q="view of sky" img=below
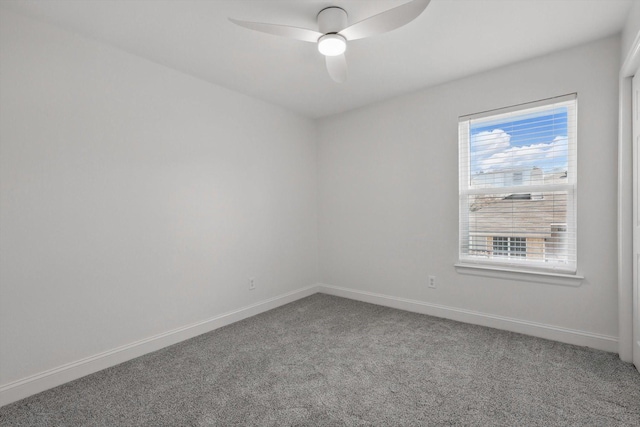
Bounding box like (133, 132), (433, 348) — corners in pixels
(469, 107), (569, 175)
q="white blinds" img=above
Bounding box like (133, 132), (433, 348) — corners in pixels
(458, 94), (577, 273)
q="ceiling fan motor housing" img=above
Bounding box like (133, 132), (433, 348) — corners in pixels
(318, 7), (348, 34)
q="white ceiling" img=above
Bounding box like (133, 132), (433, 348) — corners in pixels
(0, 0), (632, 118)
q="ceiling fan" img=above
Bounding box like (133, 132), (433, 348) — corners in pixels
(229, 0), (431, 83)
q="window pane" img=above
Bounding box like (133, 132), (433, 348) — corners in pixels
(468, 107), (572, 190)
(458, 95), (577, 273)
(492, 237), (509, 256)
(510, 237), (526, 257)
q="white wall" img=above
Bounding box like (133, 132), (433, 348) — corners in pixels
(622, 0), (640, 63)
(0, 9), (318, 388)
(318, 36), (620, 342)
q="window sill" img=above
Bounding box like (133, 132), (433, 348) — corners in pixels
(454, 263), (584, 286)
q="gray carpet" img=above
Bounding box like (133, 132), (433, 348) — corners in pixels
(1, 294), (639, 426)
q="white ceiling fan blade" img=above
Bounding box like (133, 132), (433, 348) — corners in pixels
(229, 18), (323, 43)
(326, 54), (348, 83)
(339, 0), (431, 41)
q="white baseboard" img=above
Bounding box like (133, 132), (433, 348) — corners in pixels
(2, 283), (619, 407)
(318, 284), (618, 353)
(0, 284), (319, 407)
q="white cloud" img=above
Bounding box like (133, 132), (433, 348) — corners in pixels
(474, 135), (568, 172)
(470, 129), (511, 155)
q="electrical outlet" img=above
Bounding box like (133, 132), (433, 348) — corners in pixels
(248, 277), (255, 290)
(428, 275), (436, 289)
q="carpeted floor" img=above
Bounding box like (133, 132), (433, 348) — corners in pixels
(1, 294), (639, 426)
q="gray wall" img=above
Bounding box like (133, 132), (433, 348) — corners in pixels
(0, 10), (319, 386)
(622, 0), (640, 63)
(318, 36), (620, 339)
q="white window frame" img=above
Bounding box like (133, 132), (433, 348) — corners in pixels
(457, 94), (578, 277)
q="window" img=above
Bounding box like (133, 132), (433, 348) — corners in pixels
(458, 94), (577, 273)
(512, 171), (523, 185)
(492, 237), (526, 257)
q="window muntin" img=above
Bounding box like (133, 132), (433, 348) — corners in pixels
(458, 94), (577, 273)
(492, 237), (526, 258)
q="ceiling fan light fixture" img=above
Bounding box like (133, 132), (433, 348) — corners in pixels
(317, 34), (346, 56)
(230, 0), (432, 81)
